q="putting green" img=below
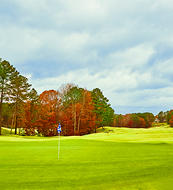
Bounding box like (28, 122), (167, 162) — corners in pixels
(0, 127), (173, 190)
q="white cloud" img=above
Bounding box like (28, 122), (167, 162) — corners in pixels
(154, 58), (173, 76)
(30, 44), (155, 106)
(1, 0), (173, 114)
(0, 26), (42, 63)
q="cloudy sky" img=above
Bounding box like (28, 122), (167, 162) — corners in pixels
(1, 0), (173, 114)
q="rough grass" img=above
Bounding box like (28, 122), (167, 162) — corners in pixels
(0, 126), (173, 190)
(82, 125), (173, 143)
(1, 127), (20, 135)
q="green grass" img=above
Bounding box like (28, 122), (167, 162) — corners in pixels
(82, 126), (173, 143)
(0, 126), (173, 190)
(1, 127), (13, 135)
(1, 127), (20, 135)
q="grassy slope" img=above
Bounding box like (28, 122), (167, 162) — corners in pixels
(82, 126), (173, 143)
(0, 126), (173, 190)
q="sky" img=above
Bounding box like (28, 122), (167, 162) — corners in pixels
(0, 0), (173, 114)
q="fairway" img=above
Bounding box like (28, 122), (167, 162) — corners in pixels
(1, 127), (173, 190)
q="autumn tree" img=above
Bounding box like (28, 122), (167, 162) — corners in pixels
(35, 90), (60, 136)
(156, 111), (169, 123)
(157, 111), (164, 123)
(114, 114), (123, 127)
(114, 113), (153, 128)
(59, 85), (97, 136)
(62, 86), (83, 135)
(166, 110), (173, 127)
(78, 90), (96, 135)
(136, 113), (155, 128)
(129, 114), (140, 128)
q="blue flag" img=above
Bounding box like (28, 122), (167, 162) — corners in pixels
(57, 123), (61, 133)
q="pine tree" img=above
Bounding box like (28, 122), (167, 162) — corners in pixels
(10, 74), (31, 134)
(0, 59), (17, 135)
(92, 88), (114, 128)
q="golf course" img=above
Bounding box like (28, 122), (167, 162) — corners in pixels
(1, 126), (173, 190)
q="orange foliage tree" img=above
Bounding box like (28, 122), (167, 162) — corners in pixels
(36, 90), (60, 136)
(60, 88), (96, 136)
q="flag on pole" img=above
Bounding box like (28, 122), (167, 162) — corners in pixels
(57, 123), (61, 134)
(57, 123), (61, 160)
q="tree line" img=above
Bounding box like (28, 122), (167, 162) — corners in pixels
(0, 59), (115, 136)
(156, 110), (173, 127)
(0, 59), (32, 135)
(0, 59), (157, 136)
(113, 113), (155, 128)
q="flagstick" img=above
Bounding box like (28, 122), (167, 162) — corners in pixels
(58, 132), (60, 160)
(57, 123), (61, 160)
